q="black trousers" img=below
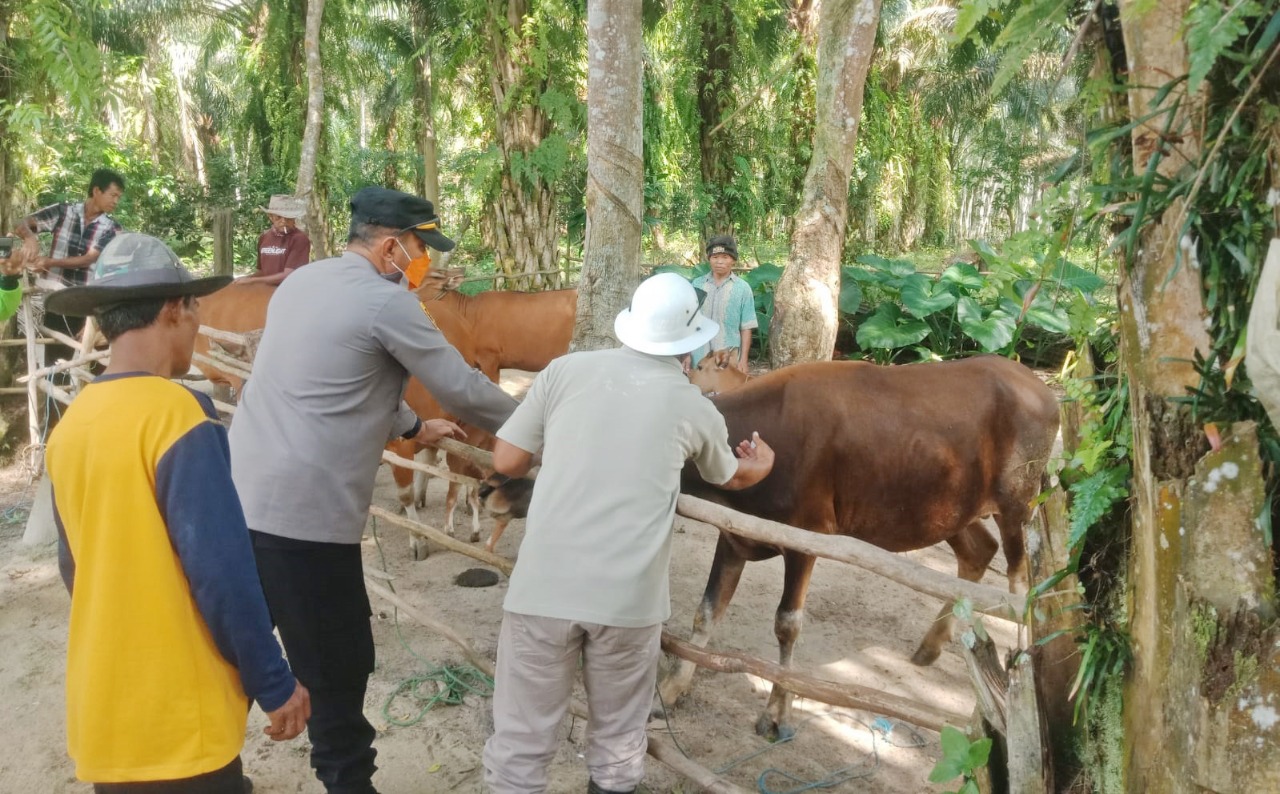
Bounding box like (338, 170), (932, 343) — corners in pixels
(93, 756), (243, 794)
(250, 531), (378, 794)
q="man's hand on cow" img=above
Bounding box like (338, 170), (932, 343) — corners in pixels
(415, 418), (466, 446)
(735, 356), (750, 375)
(264, 680), (311, 741)
(734, 431), (773, 465)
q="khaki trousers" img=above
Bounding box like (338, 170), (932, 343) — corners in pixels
(482, 612), (662, 793)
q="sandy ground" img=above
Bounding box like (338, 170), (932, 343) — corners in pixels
(0, 372), (1020, 794)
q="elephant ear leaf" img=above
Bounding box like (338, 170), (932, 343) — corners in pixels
(957, 296), (1016, 352)
(856, 303), (930, 350)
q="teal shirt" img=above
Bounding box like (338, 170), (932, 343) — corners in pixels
(690, 272), (758, 365)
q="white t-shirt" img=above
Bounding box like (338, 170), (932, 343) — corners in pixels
(497, 346), (739, 627)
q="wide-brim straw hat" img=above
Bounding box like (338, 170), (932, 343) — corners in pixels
(258, 194), (307, 219)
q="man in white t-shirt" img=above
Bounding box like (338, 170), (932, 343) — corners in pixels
(481, 273), (775, 794)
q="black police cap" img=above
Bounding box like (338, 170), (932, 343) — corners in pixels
(349, 186), (456, 252)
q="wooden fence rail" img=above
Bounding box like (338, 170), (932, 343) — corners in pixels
(676, 496), (1027, 624)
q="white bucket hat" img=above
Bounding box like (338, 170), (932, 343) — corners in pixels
(258, 194), (306, 219)
(614, 272), (719, 356)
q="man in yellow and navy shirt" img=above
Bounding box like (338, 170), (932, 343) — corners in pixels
(45, 234), (311, 794)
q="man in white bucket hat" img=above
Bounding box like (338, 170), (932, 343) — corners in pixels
(243, 194), (311, 285)
(482, 272), (776, 794)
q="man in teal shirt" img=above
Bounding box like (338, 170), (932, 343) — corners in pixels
(690, 234), (757, 372)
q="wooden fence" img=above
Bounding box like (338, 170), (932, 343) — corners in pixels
(25, 321), (1057, 791)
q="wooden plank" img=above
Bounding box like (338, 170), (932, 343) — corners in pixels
(211, 209), (235, 276)
(368, 506), (513, 575)
(35, 377), (76, 407)
(675, 496), (1026, 623)
(381, 448), (480, 487)
(363, 576), (495, 676)
(434, 436), (496, 472)
(661, 633), (966, 733)
(21, 296), (42, 462)
(1006, 649), (1054, 793)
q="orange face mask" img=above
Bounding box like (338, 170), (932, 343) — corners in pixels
(394, 239), (433, 289)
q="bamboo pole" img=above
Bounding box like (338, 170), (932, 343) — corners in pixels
(675, 496), (1027, 623)
(36, 377), (76, 407)
(0, 337), (54, 346)
(39, 325), (87, 351)
(198, 325), (251, 346)
(18, 349), (112, 383)
(661, 634), (966, 733)
(643, 734), (750, 794)
(434, 436), (496, 472)
(191, 352), (253, 382)
(21, 296), (43, 459)
(368, 506), (513, 575)
(382, 448), (480, 487)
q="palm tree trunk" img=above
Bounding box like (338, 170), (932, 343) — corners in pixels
(769, 0), (882, 366)
(413, 7), (440, 206)
(297, 0), (327, 256)
(697, 0), (737, 238)
(487, 0), (558, 285)
(573, 0), (643, 350)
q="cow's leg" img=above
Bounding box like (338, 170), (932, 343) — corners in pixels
(443, 482), (461, 537)
(412, 447), (436, 510)
(387, 444), (428, 561)
(757, 551), (817, 741)
(485, 515), (511, 553)
(466, 484), (482, 543)
(654, 536), (748, 716)
(993, 500), (1032, 595)
(912, 520), (999, 665)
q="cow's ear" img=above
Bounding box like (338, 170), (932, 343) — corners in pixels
(715, 349), (732, 369)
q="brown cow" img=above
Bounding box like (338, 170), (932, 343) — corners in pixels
(688, 349), (750, 395)
(658, 356), (1059, 740)
(192, 281), (278, 398)
(419, 288), (576, 371)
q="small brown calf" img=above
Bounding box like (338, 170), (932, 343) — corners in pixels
(688, 349), (750, 395)
(477, 475), (535, 553)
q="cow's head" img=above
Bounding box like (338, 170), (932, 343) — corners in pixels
(688, 349), (749, 396)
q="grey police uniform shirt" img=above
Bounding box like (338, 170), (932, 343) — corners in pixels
(229, 250), (519, 544)
(496, 346), (739, 628)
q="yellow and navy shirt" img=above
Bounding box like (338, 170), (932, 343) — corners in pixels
(47, 373), (293, 783)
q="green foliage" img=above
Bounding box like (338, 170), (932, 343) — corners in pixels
(1185, 0), (1263, 92)
(929, 725), (992, 794)
(1068, 620), (1132, 725)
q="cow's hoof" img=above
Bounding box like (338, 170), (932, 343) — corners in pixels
(754, 714), (794, 742)
(468, 532), (481, 543)
(411, 540), (430, 561)
(910, 645), (941, 666)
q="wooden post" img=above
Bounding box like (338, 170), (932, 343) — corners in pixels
(20, 293), (41, 466)
(212, 209), (235, 277)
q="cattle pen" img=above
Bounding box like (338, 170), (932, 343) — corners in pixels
(24, 319), (1073, 792)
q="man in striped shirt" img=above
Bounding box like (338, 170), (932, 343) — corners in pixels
(13, 168), (126, 286)
(12, 168), (126, 356)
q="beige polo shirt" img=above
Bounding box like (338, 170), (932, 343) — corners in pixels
(497, 346), (739, 627)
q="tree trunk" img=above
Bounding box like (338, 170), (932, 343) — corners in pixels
(697, 0), (737, 238)
(768, 0), (881, 367)
(1116, 1), (1280, 791)
(487, 0), (559, 286)
(297, 0), (327, 257)
(573, 0), (643, 351)
(413, 8), (440, 207)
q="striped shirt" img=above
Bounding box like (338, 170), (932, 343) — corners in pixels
(27, 202), (122, 286)
(690, 272), (758, 365)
